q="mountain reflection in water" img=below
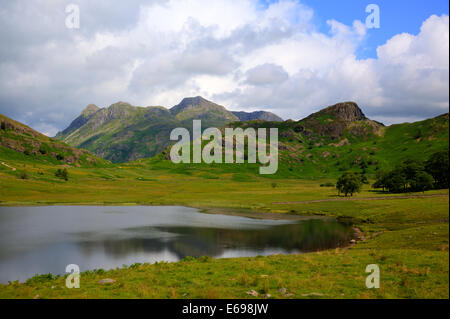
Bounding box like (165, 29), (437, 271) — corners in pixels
(0, 206), (352, 282)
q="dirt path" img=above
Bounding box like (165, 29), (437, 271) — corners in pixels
(1, 161), (16, 171)
(273, 194), (449, 205)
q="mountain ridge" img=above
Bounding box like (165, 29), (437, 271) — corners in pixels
(54, 97), (448, 165)
(55, 96), (285, 162)
(232, 110), (283, 122)
(1, 101), (447, 178)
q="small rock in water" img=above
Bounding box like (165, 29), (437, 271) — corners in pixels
(350, 239), (356, 244)
(98, 278), (116, 284)
(265, 294), (272, 298)
(246, 290), (259, 297)
(33, 294), (40, 299)
(278, 288), (287, 293)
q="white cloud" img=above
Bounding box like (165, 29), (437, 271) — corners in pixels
(217, 14), (449, 123)
(371, 14), (449, 117)
(245, 63), (289, 85)
(0, 1), (448, 137)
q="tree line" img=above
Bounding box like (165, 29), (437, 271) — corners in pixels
(336, 149), (448, 196)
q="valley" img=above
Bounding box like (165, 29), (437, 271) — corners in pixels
(0, 99), (448, 299)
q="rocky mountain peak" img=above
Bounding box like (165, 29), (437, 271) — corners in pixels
(169, 96), (239, 122)
(103, 102), (135, 117)
(108, 101), (133, 109)
(321, 102), (366, 122)
(181, 96), (207, 105)
(232, 111), (283, 122)
(81, 104), (100, 117)
(56, 104), (100, 137)
(171, 96), (210, 113)
(298, 101), (382, 138)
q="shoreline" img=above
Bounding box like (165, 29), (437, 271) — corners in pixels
(0, 202), (334, 221)
(0, 197), (447, 298)
(0, 204), (359, 285)
(1, 190), (448, 208)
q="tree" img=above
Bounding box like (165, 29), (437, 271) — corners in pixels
(400, 159), (424, 179)
(383, 169), (407, 193)
(409, 171), (434, 193)
(359, 159), (368, 170)
(372, 157), (439, 193)
(55, 168), (68, 181)
(1, 121), (5, 130)
(372, 170), (389, 191)
(360, 174), (369, 184)
(425, 149), (449, 189)
(336, 171), (362, 197)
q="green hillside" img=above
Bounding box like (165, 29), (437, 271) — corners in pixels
(55, 97), (284, 163)
(56, 102), (182, 163)
(0, 104), (447, 300)
(2, 101), (447, 181)
(0, 113), (109, 168)
(143, 103), (449, 180)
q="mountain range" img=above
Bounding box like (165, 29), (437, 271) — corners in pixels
(55, 96), (283, 162)
(215, 102), (448, 178)
(1, 98), (448, 178)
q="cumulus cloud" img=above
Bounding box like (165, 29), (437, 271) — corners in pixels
(372, 14), (449, 118)
(0, 0), (448, 136)
(245, 64), (289, 85)
(217, 14), (449, 122)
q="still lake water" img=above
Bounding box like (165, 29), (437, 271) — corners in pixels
(0, 206), (352, 283)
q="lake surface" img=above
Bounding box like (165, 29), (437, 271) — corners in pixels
(0, 206), (352, 283)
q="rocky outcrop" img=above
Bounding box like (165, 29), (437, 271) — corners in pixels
(300, 102), (383, 138)
(81, 104), (100, 117)
(56, 104), (100, 138)
(319, 102), (366, 122)
(232, 111), (283, 122)
(170, 96), (239, 124)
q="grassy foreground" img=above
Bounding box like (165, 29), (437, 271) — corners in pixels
(0, 160), (448, 299)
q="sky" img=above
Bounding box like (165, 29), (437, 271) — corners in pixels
(0, 0), (448, 136)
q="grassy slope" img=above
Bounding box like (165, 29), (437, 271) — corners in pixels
(0, 114), (110, 168)
(220, 113), (449, 179)
(57, 104), (183, 163)
(0, 112), (448, 298)
(0, 158), (448, 299)
(57, 98), (240, 163)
